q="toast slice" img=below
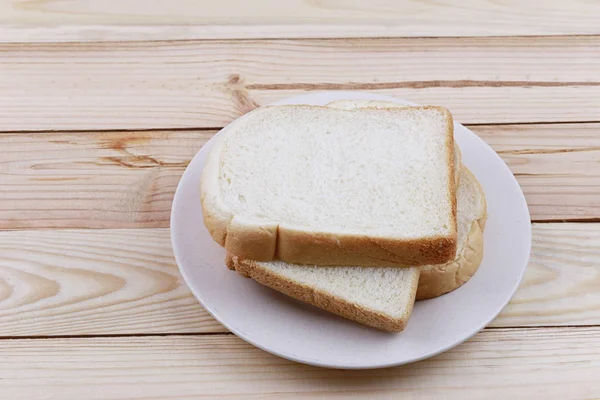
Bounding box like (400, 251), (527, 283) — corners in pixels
(227, 167), (486, 331)
(226, 254), (420, 332)
(327, 99), (462, 184)
(202, 105), (457, 267)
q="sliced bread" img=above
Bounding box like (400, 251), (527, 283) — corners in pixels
(226, 254), (420, 332)
(327, 99), (462, 184)
(227, 167), (486, 331)
(202, 105), (457, 267)
(417, 167), (486, 299)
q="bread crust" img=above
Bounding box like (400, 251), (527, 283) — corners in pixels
(226, 254), (419, 332)
(417, 168), (487, 300)
(416, 221), (483, 300)
(277, 226), (457, 266)
(201, 105), (458, 267)
(444, 108), (458, 258)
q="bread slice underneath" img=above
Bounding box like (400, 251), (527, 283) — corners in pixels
(227, 167), (486, 332)
(226, 254), (420, 332)
(202, 104), (457, 267)
(417, 167), (486, 300)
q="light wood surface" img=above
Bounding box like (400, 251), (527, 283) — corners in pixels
(2, 124), (600, 230)
(2, 0), (600, 40)
(2, 2), (599, 397)
(0, 130), (204, 229)
(1, 36), (599, 131)
(0, 228), (221, 336)
(2, 329), (600, 399)
(1, 224), (599, 337)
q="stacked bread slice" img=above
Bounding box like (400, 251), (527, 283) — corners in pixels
(201, 100), (486, 332)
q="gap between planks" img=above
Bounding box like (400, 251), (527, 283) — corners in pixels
(1, 120), (600, 135)
(0, 332), (234, 340)
(4, 33), (600, 46)
(0, 325), (596, 342)
(0, 218), (598, 234)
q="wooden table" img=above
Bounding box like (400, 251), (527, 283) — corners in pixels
(1, 1), (600, 398)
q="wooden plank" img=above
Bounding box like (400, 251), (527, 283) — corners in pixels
(1, 329), (599, 399)
(490, 223), (600, 327)
(2, 124), (600, 230)
(476, 123), (600, 221)
(2, 224), (600, 336)
(0, 130), (206, 229)
(1, 37), (599, 131)
(2, 0), (600, 41)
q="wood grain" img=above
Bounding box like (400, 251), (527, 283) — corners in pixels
(2, 0), (600, 41)
(0, 130), (207, 229)
(1, 224), (600, 336)
(2, 124), (600, 230)
(490, 224), (600, 327)
(1, 329), (599, 399)
(1, 36), (599, 131)
(476, 123), (600, 221)
(0, 228), (221, 336)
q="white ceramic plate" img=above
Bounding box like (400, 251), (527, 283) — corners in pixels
(171, 91), (531, 369)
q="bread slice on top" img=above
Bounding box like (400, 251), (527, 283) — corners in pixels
(227, 166), (486, 332)
(202, 105), (457, 267)
(327, 99), (462, 185)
